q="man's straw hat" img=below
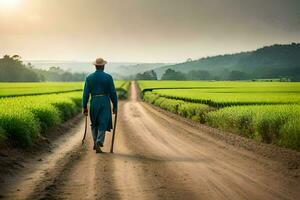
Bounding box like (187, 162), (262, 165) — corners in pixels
(93, 57), (107, 66)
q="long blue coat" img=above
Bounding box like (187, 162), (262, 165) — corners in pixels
(82, 70), (118, 132)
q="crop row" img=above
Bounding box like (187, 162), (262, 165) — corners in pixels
(138, 80), (300, 92)
(0, 92), (82, 147)
(144, 92), (214, 123)
(0, 81), (128, 98)
(0, 82), (84, 97)
(206, 105), (300, 150)
(152, 89), (300, 107)
(143, 91), (300, 150)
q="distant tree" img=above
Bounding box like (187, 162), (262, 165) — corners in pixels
(33, 67), (87, 82)
(149, 70), (158, 80)
(61, 72), (73, 82)
(0, 55), (40, 82)
(0, 55), (88, 82)
(279, 77), (290, 82)
(136, 70), (157, 80)
(12, 55), (21, 61)
(49, 66), (64, 74)
(161, 69), (186, 80)
(3, 55), (10, 59)
(228, 70), (250, 80)
(72, 72), (87, 81)
(187, 70), (211, 80)
(290, 75), (300, 82)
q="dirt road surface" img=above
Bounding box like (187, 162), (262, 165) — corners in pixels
(0, 82), (299, 200)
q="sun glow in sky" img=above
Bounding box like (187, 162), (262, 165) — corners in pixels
(0, 0), (21, 8)
(0, 0), (299, 62)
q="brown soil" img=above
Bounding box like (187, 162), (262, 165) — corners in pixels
(0, 114), (83, 183)
(0, 81), (299, 200)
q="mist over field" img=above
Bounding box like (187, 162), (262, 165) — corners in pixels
(2, 42), (298, 81)
(26, 60), (171, 79)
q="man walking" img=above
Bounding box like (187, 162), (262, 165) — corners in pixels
(82, 57), (118, 153)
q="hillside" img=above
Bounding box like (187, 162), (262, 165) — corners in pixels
(155, 43), (300, 81)
(110, 63), (171, 79)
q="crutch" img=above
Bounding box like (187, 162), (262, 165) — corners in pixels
(110, 112), (118, 153)
(82, 115), (88, 145)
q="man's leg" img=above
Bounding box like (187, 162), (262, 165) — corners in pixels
(95, 130), (105, 153)
(91, 126), (98, 149)
(96, 130), (106, 147)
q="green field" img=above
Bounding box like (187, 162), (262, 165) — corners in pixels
(139, 81), (300, 150)
(138, 81), (300, 92)
(152, 89), (300, 107)
(0, 92), (82, 147)
(0, 81), (129, 147)
(0, 81), (127, 97)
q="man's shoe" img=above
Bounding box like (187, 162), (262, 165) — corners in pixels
(95, 146), (102, 153)
(96, 141), (103, 147)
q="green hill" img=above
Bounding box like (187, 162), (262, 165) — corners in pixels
(155, 43), (300, 81)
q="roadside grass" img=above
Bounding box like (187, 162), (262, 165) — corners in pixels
(279, 118), (300, 150)
(0, 109), (40, 147)
(144, 92), (212, 123)
(206, 105), (300, 150)
(0, 92), (82, 147)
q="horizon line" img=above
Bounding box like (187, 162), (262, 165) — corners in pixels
(5, 42), (300, 64)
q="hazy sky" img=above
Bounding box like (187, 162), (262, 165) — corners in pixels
(0, 0), (299, 62)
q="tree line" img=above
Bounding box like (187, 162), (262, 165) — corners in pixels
(135, 68), (291, 81)
(0, 55), (87, 82)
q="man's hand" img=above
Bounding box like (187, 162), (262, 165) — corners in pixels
(113, 108), (117, 115)
(83, 108), (88, 116)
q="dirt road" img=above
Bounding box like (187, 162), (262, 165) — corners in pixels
(1, 82), (299, 200)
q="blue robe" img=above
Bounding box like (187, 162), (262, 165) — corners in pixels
(82, 70), (118, 133)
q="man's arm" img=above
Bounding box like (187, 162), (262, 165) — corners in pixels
(82, 78), (90, 115)
(109, 76), (118, 114)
